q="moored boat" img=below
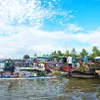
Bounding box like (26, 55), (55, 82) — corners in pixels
(0, 76), (57, 80)
(70, 70), (97, 79)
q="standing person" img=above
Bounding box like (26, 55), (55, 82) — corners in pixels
(9, 64), (15, 75)
(53, 58), (57, 67)
(25, 60), (29, 67)
(66, 55), (73, 77)
(33, 59), (38, 67)
(84, 55), (89, 64)
(54, 58), (57, 63)
(72, 57), (76, 68)
(67, 55), (72, 68)
(4, 59), (11, 71)
(76, 61), (80, 68)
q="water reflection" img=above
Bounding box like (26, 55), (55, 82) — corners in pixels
(0, 78), (100, 100)
(0, 78), (69, 100)
(65, 78), (100, 100)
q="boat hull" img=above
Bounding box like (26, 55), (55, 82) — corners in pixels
(70, 71), (95, 79)
(0, 76), (57, 80)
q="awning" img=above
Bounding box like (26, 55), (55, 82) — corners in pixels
(94, 56), (100, 60)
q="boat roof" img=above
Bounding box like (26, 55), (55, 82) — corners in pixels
(94, 56), (100, 60)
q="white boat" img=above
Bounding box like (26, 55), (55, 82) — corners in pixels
(0, 76), (57, 80)
(16, 67), (45, 71)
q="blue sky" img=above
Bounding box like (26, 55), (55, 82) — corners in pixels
(0, 0), (100, 58)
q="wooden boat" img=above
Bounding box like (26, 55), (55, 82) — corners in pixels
(15, 67), (46, 76)
(0, 66), (68, 80)
(70, 70), (96, 79)
(0, 76), (57, 80)
(16, 67), (45, 71)
(0, 67), (58, 80)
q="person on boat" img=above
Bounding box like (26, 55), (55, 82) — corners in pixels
(72, 57), (76, 68)
(33, 59), (38, 67)
(76, 61), (80, 68)
(53, 58), (58, 66)
(54, 64), (59, 71)
(54, 58), (57, 63)
(44, 60), (49, 69)
(67, 55), (72, 68)
(66, 55), (73, 76)
(13, 72), (19, 78)
(59, 59), (63, 64)
(25, 60), (29, 67)
(58, 64), (63, 70)
(4, 59), (11, 71)
(83, 63), (89, 71)
(40, 62), (45, 68)
(9, 64), (15, 75)
(84, 55), (89, 64)
(4, 59), (15, 75)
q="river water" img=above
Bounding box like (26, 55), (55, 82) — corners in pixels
(0, 77), (100, 100)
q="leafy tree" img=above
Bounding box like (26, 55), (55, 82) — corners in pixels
(65, 50), (70, 57)
(34, 54), (37, 57)
(80, 48), (88, 57)
(51, 51), (57, 56)
(71, 48), (77, 57)
(42, 54), (49, 56)
(92, 46), (100, 56)
(57, 50), (63, 56)
(23, 54), (30, 59)
(42, 54), (45, 56)
(89, 46), (100, 59)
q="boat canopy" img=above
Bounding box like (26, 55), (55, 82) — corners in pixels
(35, 56), (52, 61)
(94, 56), (100, 60)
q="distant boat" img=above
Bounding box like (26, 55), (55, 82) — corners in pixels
(94, 56), (100, 60)
(16, 67), (45, 71)
(70, 70), (98, 79)
(0, 76), (57, 80)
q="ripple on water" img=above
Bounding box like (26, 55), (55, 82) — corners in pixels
(0, 78), (100, 100)
(0, 78), (69, 100)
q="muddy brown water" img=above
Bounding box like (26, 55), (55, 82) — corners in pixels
(0, 77), (100, 100)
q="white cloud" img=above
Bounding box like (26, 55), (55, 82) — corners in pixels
(66, 24), (84, 32)
(0, 0), (46, 27)
(0, 25), (66, 58)
(0, 0), (100, 59)
(75, 27), (100, 47)
(1, 22), (100, 59)
(0, 0), (72, 27)
(0, 0), (74, 58)
(0, 23), (100, 58)
(0, 22), (79, 58)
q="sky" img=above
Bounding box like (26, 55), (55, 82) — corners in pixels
(0, 0), (100, 59)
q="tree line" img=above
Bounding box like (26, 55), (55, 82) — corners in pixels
(23, 46), (100, 59)
(51, 46), (100, 59)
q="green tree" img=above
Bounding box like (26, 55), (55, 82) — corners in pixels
(92, 46), (100, 56)
(90, 46), (100, 58)
(51, 51), (57, 56)
(42, 54), (49, 56)
(57, 50), (63, 56)
(34, 54), (37, 57)
(71, 48), (77, 57)
(65, 50), (70, 57)
(23, 54), (30, 59)
(80, 48), (88, 57)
